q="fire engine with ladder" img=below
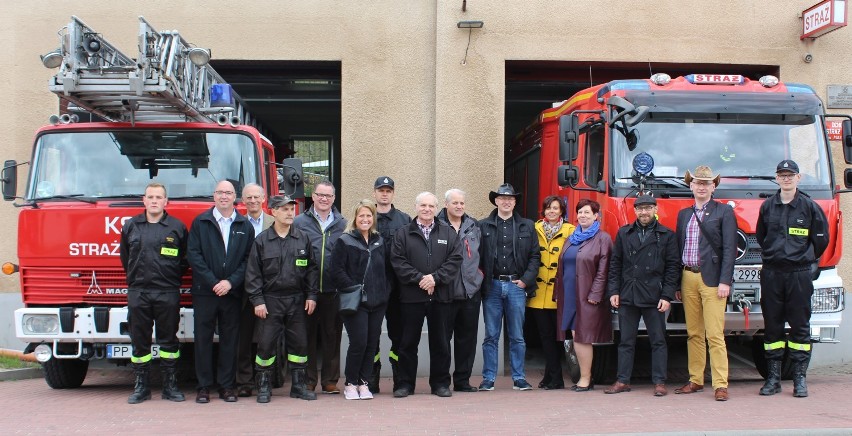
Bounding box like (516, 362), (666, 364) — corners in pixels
(1, 16), (303, 388)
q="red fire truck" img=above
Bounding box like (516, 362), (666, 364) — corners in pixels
(1, 16), (303, 388)
(509, 73), (850, 380)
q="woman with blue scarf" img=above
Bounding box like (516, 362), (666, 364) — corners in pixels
(555, 199), (612, 391)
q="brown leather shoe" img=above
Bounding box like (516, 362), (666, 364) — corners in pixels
(654, 384), (668, 397)
(604, 381), (631, 394)
(322, 383), (340, 394)
(674, 381), (704, 394)
(715, 387), (729, 401)
(218, 388), (238, 402)
(195, 387), (210, 404)
(237, 385), (252, 397)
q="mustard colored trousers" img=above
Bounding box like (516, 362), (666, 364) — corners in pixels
(681, 270), (729, 389)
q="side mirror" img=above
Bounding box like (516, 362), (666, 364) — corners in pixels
(557, 164), (579, 187)
(279, 158), (305, 198)
(626, 106), (650, 127)
(2, 160), (17, 201)
(558, 114), (579, 162)
(844, 168), (852, 189)
(843, 120), (852, 164)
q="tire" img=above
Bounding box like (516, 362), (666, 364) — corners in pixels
(591, 344), (616, 384)
(42, 358), (89, 389)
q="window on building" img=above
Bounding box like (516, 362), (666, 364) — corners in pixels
(293, 136), (332, 195)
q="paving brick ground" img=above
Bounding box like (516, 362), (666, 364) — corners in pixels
(2, 365), (852, 435)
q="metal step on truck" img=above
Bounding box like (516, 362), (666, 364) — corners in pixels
(1, 16), (304, 388)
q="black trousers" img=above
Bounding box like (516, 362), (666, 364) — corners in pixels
(342, 303), (387, 385)
(449, 294), (481, 386)
(616, 304), (667, 385)
(236, 295), (258, 386)
(256, 294), (308, 370)
(306, 292), (343, 387)
(128, 290), (180, 365)
(530, 307), (563, 385)
(375, 287), (402, 364)
(761, 267), (813, 362)
(398, 301), (452, 391)
(193, 294), (241, 389)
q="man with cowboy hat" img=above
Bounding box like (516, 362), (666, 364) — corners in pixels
(674, 166), (737, 401)
(478, 183), (541, 391)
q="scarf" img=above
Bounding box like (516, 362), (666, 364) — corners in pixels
(542, 219), (563, 243)
(569, 220), (600, 245)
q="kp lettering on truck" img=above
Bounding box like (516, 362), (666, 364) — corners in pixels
(1, 16), (304, 389)
(509, 73), (850, 381)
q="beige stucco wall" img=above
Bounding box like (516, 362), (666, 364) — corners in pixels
(1, 1), (851, 294)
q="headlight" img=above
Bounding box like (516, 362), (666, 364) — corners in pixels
(812, 287), (845, 313)
(34, 344), (52, 362)
(22, 314), (59, 335)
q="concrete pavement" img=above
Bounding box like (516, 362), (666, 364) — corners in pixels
(2, 365), (851, 435)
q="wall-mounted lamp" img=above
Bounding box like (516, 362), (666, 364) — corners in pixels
(457, 20), (484, 29)
(457, 21), (484, 65)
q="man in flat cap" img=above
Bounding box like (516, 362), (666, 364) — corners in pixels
(478, 183), (541, 391)
(605, 194), (680, 397)
(756, 160), (828, 398)
(246, 195), (319, 402)
(674, 166), (737, 401)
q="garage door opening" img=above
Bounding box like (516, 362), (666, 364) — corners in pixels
(212, 60), (341, 209)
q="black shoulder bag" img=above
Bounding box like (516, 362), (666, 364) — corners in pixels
(338, 236), (378, 315)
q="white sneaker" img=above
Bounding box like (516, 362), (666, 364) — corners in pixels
(358, 384), (373, 400)
(344, 383), (360, 400)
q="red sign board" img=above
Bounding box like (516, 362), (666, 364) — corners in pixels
(826, 120), (843, 141)
(802, 0), (848, 39)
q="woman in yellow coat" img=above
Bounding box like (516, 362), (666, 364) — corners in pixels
(527, 195), (575, 390)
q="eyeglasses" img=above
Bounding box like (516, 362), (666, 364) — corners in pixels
(635, 205), (656, 212)
(313, 193), (334, 199)
(776, 173), (797, 180)
(214, 190), (235, 196)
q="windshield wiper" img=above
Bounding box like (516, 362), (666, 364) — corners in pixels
(31, 194), (97, 205)
(169, 195), (213, 200)
(722, 175), (778, 184)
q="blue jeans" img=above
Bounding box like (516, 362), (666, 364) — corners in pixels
(482, 279), (527, 381)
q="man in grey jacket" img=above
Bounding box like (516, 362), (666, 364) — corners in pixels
(437, 188), (483, 392)
(293, 180), (347, 394)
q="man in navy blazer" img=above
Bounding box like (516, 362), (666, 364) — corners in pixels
(674, 166), (737, 402)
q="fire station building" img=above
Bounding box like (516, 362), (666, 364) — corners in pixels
(1, 1), (851, 363)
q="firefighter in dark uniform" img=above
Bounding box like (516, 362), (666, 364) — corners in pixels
(119, 182), (188, 404)
(756, 159), (829, 398)
(245, 195), (320, 402)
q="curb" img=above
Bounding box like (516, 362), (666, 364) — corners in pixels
(0, 367), (42, 382)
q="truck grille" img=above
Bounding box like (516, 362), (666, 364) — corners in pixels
(20, 266), (193, 306)
(736, 233), (762, 265)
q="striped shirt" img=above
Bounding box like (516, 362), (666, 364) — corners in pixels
(682, 203), (707, 267)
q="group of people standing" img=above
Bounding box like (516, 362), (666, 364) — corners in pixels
(119, 158), (827, 405)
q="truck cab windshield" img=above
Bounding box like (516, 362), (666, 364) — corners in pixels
(611, 113), (831, 192)
(28, 130), (260, 200)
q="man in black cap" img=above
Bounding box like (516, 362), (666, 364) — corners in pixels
(245, 195), (319, 402)
(478, 183), (541, 391)
(756, 159), (828, 398)
(372, 175), (411, 393)
(605, 194), (680, 397)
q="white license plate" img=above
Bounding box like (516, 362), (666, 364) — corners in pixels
(107, 344), (159, 359)
(734, 266), (761, 283)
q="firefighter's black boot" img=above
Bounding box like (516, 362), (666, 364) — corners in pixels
(759, 360), (782, 396)
(290, 368), (317, 401)
(369, 359), (381, 394)
(390, 358), (401, 392)
(127, 363), (151, 404)
(160, 364), (185, 402)
(256, 366), (272, 403)
(793, 360), (809, 398)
